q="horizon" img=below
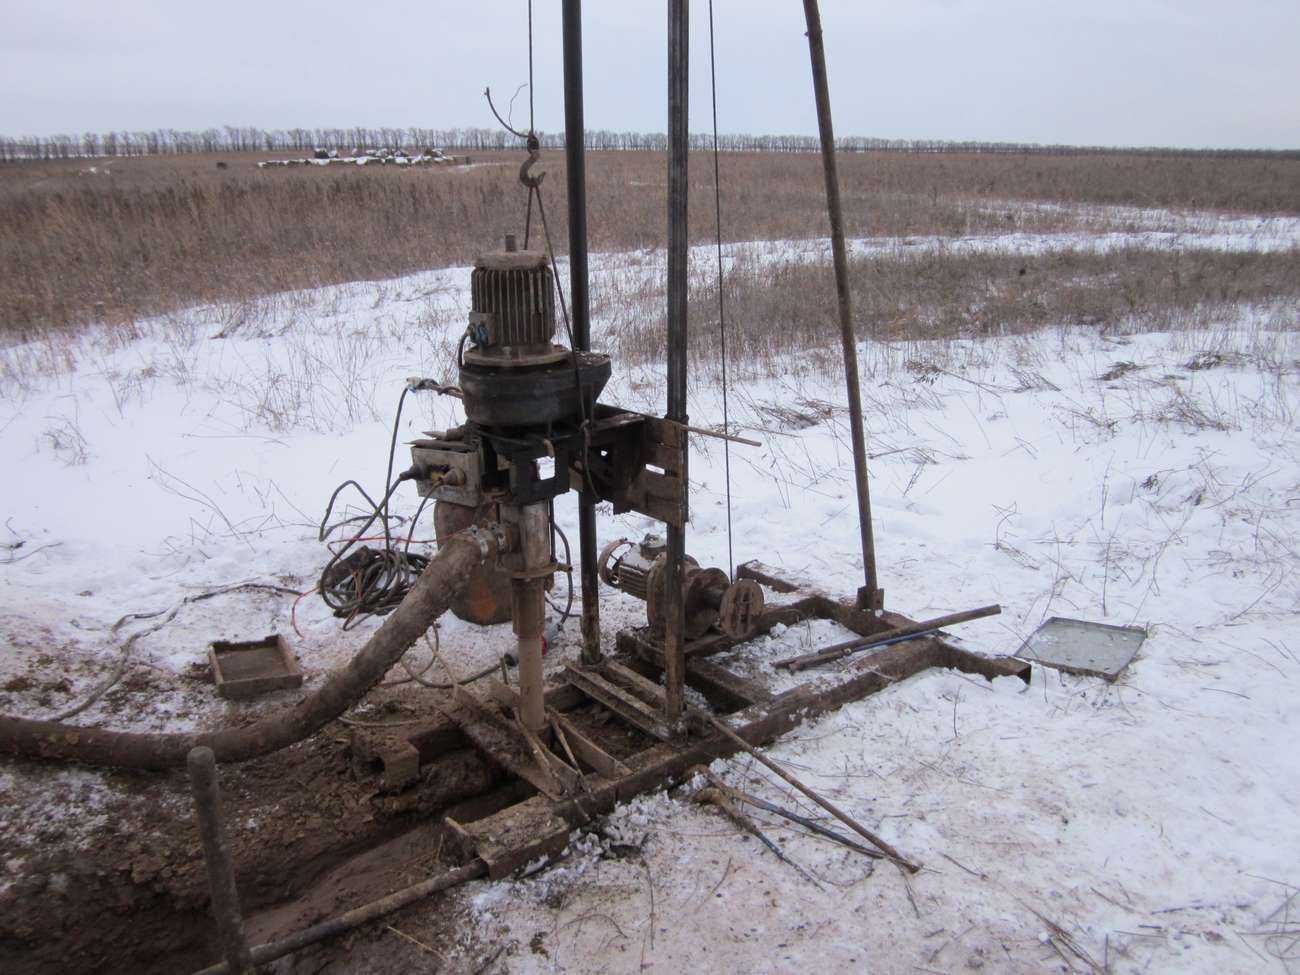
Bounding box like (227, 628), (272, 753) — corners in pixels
(2, 1), (1298, 153)
(3, 124), (1296, 156)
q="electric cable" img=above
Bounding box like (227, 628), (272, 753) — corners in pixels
(316, 388), (430, 628)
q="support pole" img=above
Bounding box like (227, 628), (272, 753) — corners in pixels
(187, 747), (255, 975)
(801, 0), (882, 613)
(663, 0), (690, 725)
(563, 0), (602, 666)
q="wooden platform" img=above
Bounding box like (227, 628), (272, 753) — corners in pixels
(392, 561), (1029, 878)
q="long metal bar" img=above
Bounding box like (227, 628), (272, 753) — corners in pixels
(801, 0), (882, 613)
(663, 0), (690, 725)
(191, 861), (488, 975)
(187, 747), (255, 975)
(562, 0), (602, 665)
(773, 603), (1003, 671)
(695, 709), (920, 873)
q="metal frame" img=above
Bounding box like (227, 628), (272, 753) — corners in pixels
(182, 7), (1025, 971)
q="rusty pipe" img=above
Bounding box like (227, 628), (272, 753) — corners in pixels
(504, 502), (550, 734)
(802, 0), (882, 613)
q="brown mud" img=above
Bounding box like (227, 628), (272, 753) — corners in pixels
(0, 699), (500, 975)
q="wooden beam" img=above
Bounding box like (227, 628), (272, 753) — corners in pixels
(548, 710), (631, 778)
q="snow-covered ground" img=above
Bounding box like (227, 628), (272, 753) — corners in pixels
(1, 205), (1297, 972)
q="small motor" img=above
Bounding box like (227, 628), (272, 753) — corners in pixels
(598, 534), (764, 640)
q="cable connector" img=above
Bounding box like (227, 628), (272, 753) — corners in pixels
(405, 377), (465, 400)
(463, 522), (516, 560)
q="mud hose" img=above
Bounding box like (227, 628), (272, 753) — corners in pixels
(0, 532), (500, 770)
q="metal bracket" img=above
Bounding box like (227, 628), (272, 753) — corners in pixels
(857, 586), (885, 614)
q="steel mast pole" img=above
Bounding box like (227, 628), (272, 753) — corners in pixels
(562, 0), (602, 665)
(801, 0), (882, 613)
(663, 0), (690, 723)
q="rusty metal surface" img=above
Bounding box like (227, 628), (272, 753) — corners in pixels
(433, 500), (512, 625)
(209, 635), (302, 701)
(801, 0), (882, 614)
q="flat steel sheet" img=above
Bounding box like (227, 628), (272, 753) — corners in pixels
(1016, 616), (1146, 680)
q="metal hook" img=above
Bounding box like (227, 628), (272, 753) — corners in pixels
(519, 133), (544, 189)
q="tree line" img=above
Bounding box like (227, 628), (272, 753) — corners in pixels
(2, 125), (1295, 162)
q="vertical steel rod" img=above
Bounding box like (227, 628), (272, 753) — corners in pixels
(563, 0), (603, 665)
(801, 0), (882, 612)
(187, 746), (255, 975)
(508, 502), (551, 732)
(663, 0), (690, 724)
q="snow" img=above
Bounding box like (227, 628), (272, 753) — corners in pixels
(1, 203), (1298, 971)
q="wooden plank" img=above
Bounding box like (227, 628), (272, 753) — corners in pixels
(563, 666), (673, 741)
(441, 695), (566, 800)
(602, 660), (667, 707)
(684, 658), (772, 707)
(620, 631), (771, 709)
(548, 710), (631, 778)
(515, 719), (585, 795)
(446, 796), (571, 879)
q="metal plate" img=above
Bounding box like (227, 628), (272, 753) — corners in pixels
(1016, 616), (1147, 681)
(209, 634), (303, 700)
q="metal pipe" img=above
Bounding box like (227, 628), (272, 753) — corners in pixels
(663, 0), (690, 725)
(563, 0), (603, 667)
(801, 0), (882, 613)
(191, 861), (488, 975)
(773, 604), (1003, 671)
(187, 747), (255, 975)
(507, 502), (550, 733)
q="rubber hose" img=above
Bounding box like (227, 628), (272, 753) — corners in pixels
(0, 532), (494, 771)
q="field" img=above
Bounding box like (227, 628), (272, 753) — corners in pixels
(4, 148), (1300, 334)
(0, 148), (1298, 974)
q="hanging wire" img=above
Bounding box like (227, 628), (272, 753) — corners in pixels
(528, 0), (535, 134)
(707, 0), (735, 579)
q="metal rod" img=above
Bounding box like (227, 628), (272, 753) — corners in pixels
(190, 861), (487, 975)
(801, 0), (881, 613)
(773, 604), (1003, 672)
(187, 746), (255, 975)
(695, 764), (881, 860)
(663, 0), (690, 725)
(509, 502), (551, 733)
(694, 709), (920, 873)
(719, 782), (884, 860)
(675, 421), (761, 448)
(562, 0), (602, 667)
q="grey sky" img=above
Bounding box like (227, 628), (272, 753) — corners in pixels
(2, 1), (1297, 148)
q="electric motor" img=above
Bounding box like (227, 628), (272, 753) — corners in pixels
(599, 534), (765, 639)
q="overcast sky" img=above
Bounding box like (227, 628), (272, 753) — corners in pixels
(2, 0), (1297, 148)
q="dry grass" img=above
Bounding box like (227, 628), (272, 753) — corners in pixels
(610, 247), (1300, 371)
(3, 148), (1299, 336)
